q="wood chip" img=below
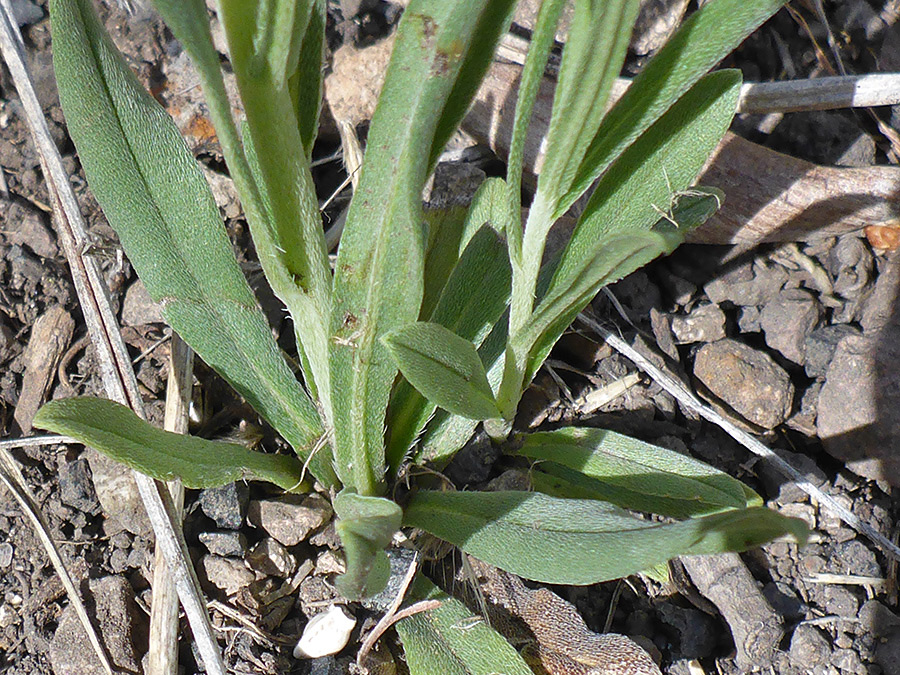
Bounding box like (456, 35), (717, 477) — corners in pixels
(14, 304), (74, 432)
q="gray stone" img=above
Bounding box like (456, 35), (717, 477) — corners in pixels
(201, 555), (255, 596)
(247, 538), (296, 577)
(876, 633), (900, 675)
(830, 648), (864, 674)
(670, 303), (726, 344)
(87, 448), (152, 537)
(859, 600), (900, 634)
(789, 624), (832, 667)
(199, 530), (247, 557)
(817, 320), (900, 484)
(199, 482), (249, 530)
(0, 542), (13, 568)
(759, 288), (821, 364)
(824, 586), (859, 619)
(832, 540), (881, 577)
(737, 305), (761, 333)
(704, 259), (787, 307)
(248, 493), (332, 546)
(861, 254), (900, 333)
(4, 202), (56, 258)
(121, 279), (165, 326)
(50, 576), (144, 675)
(59, 457), (100, 515)
(10, 0), (43, 25)
(805, 324), (860, 379)
(693, 339), (794, 429)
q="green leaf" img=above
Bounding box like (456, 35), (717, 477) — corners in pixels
(33, 398), (305, 492)
(403, 491), (807, 585)
(514, 70), (740, 387)
(396, 576), (533, 675)
(384, 323), (500, 421)
(219, 0), (334, 422)
(330, 0), (506, 495)
(427, 0), (519, 170)
(420, 206), (469, 321)
(531, 0), (642, 216)
(386, 225), (511, 472)
(509, 0), (642, 344)
(51, 0), (336, 486)
(333, 491), (402, 600)
(559, 0), (787, 216)
(504, 0), (567, 264)
(518, 427), (760, 518)
(289, 0), (327, 156)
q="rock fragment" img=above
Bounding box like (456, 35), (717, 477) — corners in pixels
(693, 339), (794, 429)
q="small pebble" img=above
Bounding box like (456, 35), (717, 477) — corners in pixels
(670, 303), (726, 344)
(0, 543), (13, 568)
(198, 530), (247, 558)
(248, 493), (332, 546)
(693, 339), (794, 429)
(247, 538), (296, 577)
(294, 605), (356, 659)
(789, 624), (832, 667)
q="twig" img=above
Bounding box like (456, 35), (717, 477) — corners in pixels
(577, 311), (900, 563)
(737, 74), (900, 114)
(147, 335), (194, 675)
(0, 8), (227, 673)
(0, 435), (79, 450)
(356, 554), (440, 672)
(0, 446), (115, 675)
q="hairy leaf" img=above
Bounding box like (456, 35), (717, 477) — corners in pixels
(396, 576), (533, 675)
(385, 323), (500, 421)
(386, 226), (511, 471)
(404, 491), (807, 585)
(51, 0), (335, 485)
(559, 0), (787, 216)
(519, 427), (760, 518)
(518, 71), (740, 387)
(330, 0), (505, 495)
(33, 398), (305, 492)
(334, 491), (402, 600)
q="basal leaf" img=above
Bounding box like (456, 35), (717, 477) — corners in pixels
(51, 0), (336, 486)
(514, 71), (740, 387)
(330, 0), (506, 495)
(289, 0), (327, 157)
(334, 491), (403, 600)
(384, 323), (500, 422)
(559, 0), (786, 216)
(386, 226), (511, 472)
(403, 491), (807, 585)
(519, 427), (760, 518)
(33, 398), (305, 492)
(396, 576), (533, 675)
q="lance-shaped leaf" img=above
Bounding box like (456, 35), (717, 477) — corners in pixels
(385, 322), (501, 422)
(329, 0), (509, 495)
(218, 0), (335, 421)
(386, 225), (511, 471)
(518, 427), (760, 519)
(396, 576), (533, 675)
(510, 71), (738, 390)
(509, 0), (641, 343)
(558, 0), (787, 217)
(403, 491), (807, 585)
(334, 491), (402, 600)
(50, 0), (336, 486)
(33, 398), (306, 492)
